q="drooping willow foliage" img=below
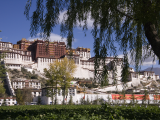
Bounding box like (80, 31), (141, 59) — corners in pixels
(25, 0), (160, 85)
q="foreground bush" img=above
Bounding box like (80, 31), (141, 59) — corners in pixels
(0, 104), (160, 119)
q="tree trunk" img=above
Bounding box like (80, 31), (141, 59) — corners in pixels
(52, 87), (54, 105)
(63, 88), (65, 105)
(55, 81), (57, 105)
(63, 78), (66, 105)
(144, 22), (160, 63)
(142, 0), (160, 63)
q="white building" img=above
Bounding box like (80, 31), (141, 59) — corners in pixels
(0, 97), (17, 106)
(0, 40), (124, 85)
(0, 40), (159, 88)
(128, 69), (160, 86)
(12, 78), (41, 89)
(0, 42), (33, 71)
(11, 78), (42, 100)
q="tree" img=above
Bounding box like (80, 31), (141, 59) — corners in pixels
(68, 95), (74, 105)
(80, 97), (84, 105)
(86, 96), (90, 105)
(59, 58), (77, 104)
(130, 93), (137, 105)
(120, 90), (126, 105)
(0, 82), (5, 97)
(93, 95), (99, 105)
(0, 52), (7, 97)
(25, 1), (160, 62)
(142, 90), (149, 105)
(0, 56), (6, 80)
(22, 88), (33, 104)
(15, 88), (33, 105)
(44, 57), (76, 105)
(44, 60), (62, 105)
(121, 55), (130, 83)
(25, 0), (160, 84)
(37, 96), (41, 105)
(16, 89), (24, 105)
(1, 98), (6, 106)
(0, 31), (6, 97)
(154, 91), (159, 104)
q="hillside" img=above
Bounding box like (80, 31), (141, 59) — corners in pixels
(7, 68), (47, 88)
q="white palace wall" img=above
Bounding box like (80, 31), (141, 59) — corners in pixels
(3, 52), (124, 84)
(36, 57), (95, 79)
(37, 58), (58, 73)
(1, 41), (159, 86)
(0, 41), (124, 83)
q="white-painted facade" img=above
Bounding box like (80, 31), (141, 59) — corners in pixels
(128, 70), (160, 86)
(40, 87), (160, 105)
(32, 91), (41, 97)
(41, 93), (111, 105)
(12, 79), (41, 89)
(0, 41), (160, 92)
(0, 98), (17, 106)
(11, 78), (41, 100)
(41, 87), (77, 104)
(0, 41), (125, 84)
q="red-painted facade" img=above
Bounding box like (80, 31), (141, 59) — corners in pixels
(112, 94), (150, 100)
(15, 39), (66, 61)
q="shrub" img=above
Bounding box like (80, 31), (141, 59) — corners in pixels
(31, 74), (38, 79)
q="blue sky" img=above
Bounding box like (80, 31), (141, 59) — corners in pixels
(0, 0), (159, 71)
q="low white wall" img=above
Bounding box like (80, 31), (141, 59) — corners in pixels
(41, 94), (111, 105)
(41, 94), (160, 105)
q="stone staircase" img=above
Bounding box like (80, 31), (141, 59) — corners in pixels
(5, 72), (15, 96)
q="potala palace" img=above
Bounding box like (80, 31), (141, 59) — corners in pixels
(0, 38), (160, 105)
(0, 38), (123, 83)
